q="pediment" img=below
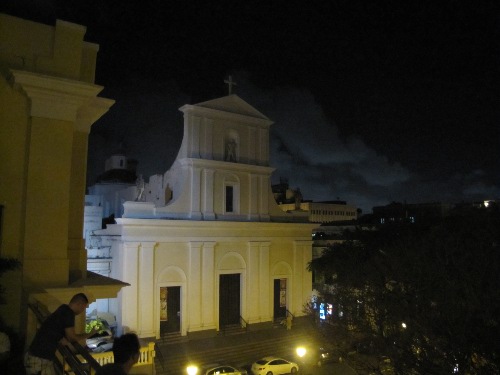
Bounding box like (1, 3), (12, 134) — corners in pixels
(194, 94), (270, 120)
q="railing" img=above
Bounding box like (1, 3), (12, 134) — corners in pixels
(239, 315), (248, 332)
(278, 310), (295, 329)
(28, 302), (156, 375)
(220, 315), (248, 335)
(29, 303), (97, 374)
(91, 342), (156, 368)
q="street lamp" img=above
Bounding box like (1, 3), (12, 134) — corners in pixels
(186, 365), (198, 375)
(296, 347), (308, 374)
(296, 346), (307, 359)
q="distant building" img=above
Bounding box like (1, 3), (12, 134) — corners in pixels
(371, 201), (453, 224)
(272, 179), (358, 223)
(83, 152), (139, 315)
(280, 201), (358, 223)
(85, 153), (138, 221)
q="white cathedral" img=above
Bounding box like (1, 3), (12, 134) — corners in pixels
(87, 94), (316, 339)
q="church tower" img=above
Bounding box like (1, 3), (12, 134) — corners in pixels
(124, 94), (290, 222)
(95, 93), (315, 339)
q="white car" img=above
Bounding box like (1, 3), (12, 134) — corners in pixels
(251, 356), (299, 375)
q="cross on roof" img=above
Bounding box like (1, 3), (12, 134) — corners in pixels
(224, 75), (237, 95)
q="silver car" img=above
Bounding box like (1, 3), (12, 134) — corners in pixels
(202, 363), (248, 375)
(86, 319), (113, 352)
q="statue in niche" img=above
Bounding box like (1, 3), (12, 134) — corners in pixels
(225, 138), (237, 162)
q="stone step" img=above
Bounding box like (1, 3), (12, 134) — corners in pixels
(156, 331), (189, 345)
(219, 324), (248, 336)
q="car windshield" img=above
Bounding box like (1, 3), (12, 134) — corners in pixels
(256, 359), (268, 365)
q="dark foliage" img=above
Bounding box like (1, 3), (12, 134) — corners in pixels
(309, 206), (500, 374)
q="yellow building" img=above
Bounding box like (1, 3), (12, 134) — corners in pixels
(0, 13), (123, 339)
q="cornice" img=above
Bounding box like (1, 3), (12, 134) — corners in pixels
(10, 69), (111, 125)
(178, 157), (275, 174)
(180, 104), (274, 127)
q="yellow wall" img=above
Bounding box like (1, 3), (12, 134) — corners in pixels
(0, 13), (114, 332)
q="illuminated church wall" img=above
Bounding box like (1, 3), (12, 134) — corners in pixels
(94, 95), (315, 339)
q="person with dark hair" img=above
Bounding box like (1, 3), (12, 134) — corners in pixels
(96, 333), (141, 375)
(24, 293), (98, 375)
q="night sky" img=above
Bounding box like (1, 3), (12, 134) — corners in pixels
(3, 1), (499, 212)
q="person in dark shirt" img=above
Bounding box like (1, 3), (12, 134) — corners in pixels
(96, 333), (141, 375)
(24, 293), (97, 375)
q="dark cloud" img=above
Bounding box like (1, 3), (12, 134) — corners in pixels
(5, 1), (497, 212)
(87, 72), (499, 213)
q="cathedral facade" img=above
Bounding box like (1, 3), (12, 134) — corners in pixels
(95, 95), (316, 339)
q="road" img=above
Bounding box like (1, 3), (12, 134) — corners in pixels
(155, 325), (359, 375)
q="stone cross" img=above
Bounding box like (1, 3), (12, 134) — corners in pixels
(224, 75), (237, 95)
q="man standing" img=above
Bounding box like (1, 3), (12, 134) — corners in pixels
(96, 333), (141, 375)
(24, 293), (97, 375)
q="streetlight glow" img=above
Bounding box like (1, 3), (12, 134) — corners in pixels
(186, 365), (198, 375)
(296, 346), (307, 358)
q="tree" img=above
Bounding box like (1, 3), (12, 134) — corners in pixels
(309, 206), (500, 374)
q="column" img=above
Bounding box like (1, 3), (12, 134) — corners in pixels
(248, 175), (259, 221)
(121, 243), (140, 334)
(190, 167), (202, 219)
(259, 242), (271, 321)
(188, 242), (203, 331)
(201, 242), (216, 329)
(294, 240), (313, 316)
(202, 169), (215, 220)
(201, 118), (213, 159)
(259, 175), (270, 221)
(138, 242), (156, 337)
(247, 242), (261, 323)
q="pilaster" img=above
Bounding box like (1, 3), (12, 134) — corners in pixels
(247, 242), (261, 323)
(201, 242), (216, 329)
(259, 175), (270, 221)
(138, 242), (156, 337)
(202, 169), (215, 220)
(121, 243), (140, 334)
(189, 166), (202, 219)
(259, 242), (271, 320)
(294, 240), (313, 315)
(248, 174), (259, 220)
(188, 242), (203, 331)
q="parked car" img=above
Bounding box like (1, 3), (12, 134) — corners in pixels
(86, 319), (113, 352)
(251, 356), (299, 375)
(295, 346), (340, 367)
(201, 363), (247, 375)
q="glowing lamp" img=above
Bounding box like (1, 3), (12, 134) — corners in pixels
(296, 346), (307, 358)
